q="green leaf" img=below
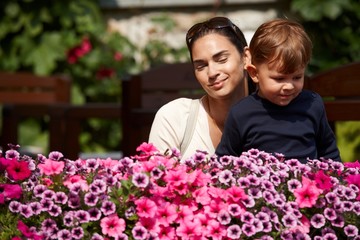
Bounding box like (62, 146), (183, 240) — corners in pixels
(23, 33), (67, 75)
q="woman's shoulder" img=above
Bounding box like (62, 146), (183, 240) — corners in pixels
(158, 98), (196, 112)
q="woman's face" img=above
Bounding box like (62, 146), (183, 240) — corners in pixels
(191, 33), (249, 100)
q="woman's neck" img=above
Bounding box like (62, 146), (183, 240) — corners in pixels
(204, 95), (239, 129)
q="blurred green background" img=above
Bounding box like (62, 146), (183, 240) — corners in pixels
(0, 0), (359, 161)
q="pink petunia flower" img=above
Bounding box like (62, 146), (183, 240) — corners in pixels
(176, 219), (202, 239)
(37, 159), (64, 176)
(156, 202), (177, 227)
(294, 176), (322, 208)
(344, 160), (360, 168)
(135, 197), (157, 218)
(314, 170), (333, 191)
(6, 160), (31, 181)
(63, 175), (89, 191)
(225, 185), (248, 203)
(136, 142), (158, 155)
(100, 214), (126, 238)
(0, 184), (22, 201)
(17, 220), (43, 239)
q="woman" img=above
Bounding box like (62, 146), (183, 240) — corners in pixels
(148, 16), (255, 161)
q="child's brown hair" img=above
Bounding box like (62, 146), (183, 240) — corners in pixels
(249, 18), (312, 74)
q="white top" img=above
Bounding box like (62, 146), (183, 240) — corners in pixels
(148, 98), (215, 161)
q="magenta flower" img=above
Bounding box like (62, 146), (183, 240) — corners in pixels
(0, 184), (22, 202)
(37, 159), (64, 176)
(135, 197), (157, 218)
(156, 202), (177, 227)
(100, 214), (126, 238)
(6, 160), (31, 181)
(314, 170), (333, 191)
(294, 176), (322, 208)
(176, 219), (202, 239)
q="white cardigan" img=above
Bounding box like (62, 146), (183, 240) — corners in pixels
(148, 98), (215, 161)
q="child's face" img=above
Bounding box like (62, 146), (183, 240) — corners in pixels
(249, 63), (305, 106)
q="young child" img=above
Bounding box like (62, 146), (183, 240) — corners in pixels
(215, 18), (341, 163)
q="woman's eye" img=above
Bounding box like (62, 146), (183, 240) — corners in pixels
(218, 57), (228, 63)
(195, 64), (206, 71)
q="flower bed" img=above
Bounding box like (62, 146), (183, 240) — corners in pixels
(0, 143), (359, 240)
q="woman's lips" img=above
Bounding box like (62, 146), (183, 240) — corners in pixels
(209, 79), (226, 89)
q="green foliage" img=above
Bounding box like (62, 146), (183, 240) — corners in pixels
(336, 122), (360, 162)
(291, 0), (360, 72)
(0, 0), (137, 153)
(291, 0), (360, 162)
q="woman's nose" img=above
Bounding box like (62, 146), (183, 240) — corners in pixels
(207, 63), (219, 79)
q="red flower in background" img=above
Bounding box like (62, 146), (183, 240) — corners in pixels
(96, 67), (115, 80)
(66, 37), (92, 64)
(113, 52), (123, 61)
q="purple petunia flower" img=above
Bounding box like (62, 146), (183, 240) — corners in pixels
(331, 215), (345, 228)
(218, 169), (234, 185)
(241, 211), (255, 224)
(310, 213), (325, 228)
(19, 204), (33, 218)
(63, 212), (75, 227)
(132, 225), (148, 240)
(227, 224), (242, 239)
(344, 224), (358, 237)
(68, 195), (81, 209)
(242, 196), (255, 208)
(90, 179), (107, 193)
(242, 223), (256, 237)
(217, 209), (231, 225)
(29, 201), (42, 215)
(324, 208), (337, 221)
(88, 207), (102, 221)
(118, 233), (129, 240)
(42, 189), (56, 200)
(48, 204), (62, 217)
(84, 192), (99, 206)
(85, 158), (99, 170)
(263, 190), (275, 203)
(41, 218), (57, 232)
(33, 184), (47, 197)
(75, 209), (90, 223)
(9, 200), (21, 213)
(49, 151), (63, 160)
(90, 233), (104, 240)
(101, 200), (116, 216)
(132, 172), (150, 188)
(281, 214), (297, 228)
(57, 229), (72, 239)
(71, 226), (84, 239)
(323, 233), (337, 240)
(219, 155), (232, 166)
(228, 203), (242, 217)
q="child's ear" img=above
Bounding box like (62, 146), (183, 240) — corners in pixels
(245, 64), (259, 83)
(243, 47), (251, 66)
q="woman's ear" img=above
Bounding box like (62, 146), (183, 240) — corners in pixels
(245, 63), (259, 83)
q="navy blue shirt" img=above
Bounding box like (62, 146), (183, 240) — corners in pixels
(216, 90), (341, 162)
